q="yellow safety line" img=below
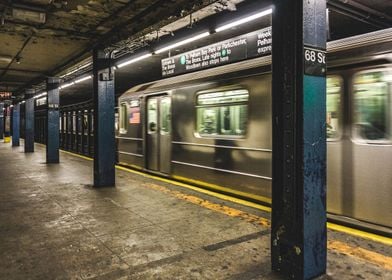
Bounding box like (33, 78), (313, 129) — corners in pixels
(58, 149), (392, 247)
(37, 148), (392, 269)
(327, 222), (392, 246)
(172, 175), (272, 204)
(144, 181), (392, 270)
(60, 149), (93, 161)
(115, 165), (272, 213)
(328, 240), (392, 270)
(144, 182), (270, 227)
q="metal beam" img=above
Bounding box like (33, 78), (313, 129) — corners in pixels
(2, 19), (97, 38)
(271, 1), (327, 279)
(92, 49), (115, 187)
(24, 90), (35, 153)
(0, 68), (44, 74)
(46, 77), (60, 163)
(12, 103), (20, 147)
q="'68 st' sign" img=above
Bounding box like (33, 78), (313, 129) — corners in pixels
(304, 46), (326, 77)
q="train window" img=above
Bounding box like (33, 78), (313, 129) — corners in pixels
(147, 99), (158, 134)
(353, 70), (391, 142)
(160, 97), (171, 134)
(114, 108), (119, 132)
(83, 113), (88, 132)
(90, 111), (94, 133)
(72, 112), (76, 133)
(327, 75), (342, 139)
(119, 103), (128, 134)
(196, 89), (249, 137)
(63, 115), (67, 131)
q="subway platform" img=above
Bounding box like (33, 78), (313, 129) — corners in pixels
(0, 142), (391, 280)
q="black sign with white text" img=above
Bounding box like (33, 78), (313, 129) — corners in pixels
(304, 46), (326, 76)
(161, 27), (272, 77)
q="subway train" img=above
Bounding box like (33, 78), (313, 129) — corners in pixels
(116, 28), (392, 231)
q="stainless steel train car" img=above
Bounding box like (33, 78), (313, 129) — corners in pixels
(117, 29), (392, 230)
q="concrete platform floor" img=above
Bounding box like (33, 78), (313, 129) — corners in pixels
(0, 142), (391, 280)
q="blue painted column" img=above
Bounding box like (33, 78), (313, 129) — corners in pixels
(46, 77), (60, 163)
(0, 103), (4, 140)
(4, 105), (11, 143)
(25, 90), (35, 153)
(271, 1), (327, 279)
(93, 49), (116, 187)
(12, 103), (20, 147)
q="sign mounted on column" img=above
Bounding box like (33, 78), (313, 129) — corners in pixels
(304, 46), (326, 76)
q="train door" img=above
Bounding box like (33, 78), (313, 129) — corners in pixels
(146, 95), (171, 174)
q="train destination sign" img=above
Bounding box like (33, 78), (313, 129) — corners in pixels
(162, 26), (272, 77)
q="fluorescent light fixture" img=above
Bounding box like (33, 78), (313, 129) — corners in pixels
(61, 62), (92, 78)
(60, 82), (74, 89)
(21, 100), (25, 104)
(117, 53), (153, 69)
(74, 75), (92, 84)
(12, 7), (46, 24)
(215, 8), (272, 32)
(34, 92), (47, 99)
(0, 55), (13, 64)
(155, 32), (211, 54)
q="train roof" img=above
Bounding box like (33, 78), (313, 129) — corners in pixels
(121, 27), (392, 99)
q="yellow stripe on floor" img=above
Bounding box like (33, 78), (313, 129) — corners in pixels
(328, 240), (392, 270)
(327, 222), (392, 247)
(144, 182), (271, 227)
(141, 182), (392, 271)
(58, 150), (392, 258)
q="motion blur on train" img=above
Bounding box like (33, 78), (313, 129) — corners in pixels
(116, 30), (392, 230)
(35, 29), (392, 231)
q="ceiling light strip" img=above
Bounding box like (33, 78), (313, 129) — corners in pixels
(117, 53), (153, 69)
(59, 82), (74, 89)
(74, 75), (92, 84)
(34, 91), (47, 99)
(155, 32), (211, 54)
(215, 8), (272, 33)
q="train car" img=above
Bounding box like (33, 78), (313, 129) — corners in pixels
(122, 28), (390, 230)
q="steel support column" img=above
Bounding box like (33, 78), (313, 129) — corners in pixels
(4, 106), (11, 143)
(0, 103), (4, 140)
(271, 1), (327, 279)
(93, 49), (115, 187)
(12, 103), (20, 147)
(25, 90), (35, 153)
(46, 77), (60, 163)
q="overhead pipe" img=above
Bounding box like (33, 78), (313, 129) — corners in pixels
(328, 0), (391, 29)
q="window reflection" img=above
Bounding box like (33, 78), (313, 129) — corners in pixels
(119, 103), (128, 134)
(196, 89), (249, 137)
(353, 70), (391, 141)
(147, 99), (158, 134)
(327, 76), (341, 139)
(160, 97), (171, 134)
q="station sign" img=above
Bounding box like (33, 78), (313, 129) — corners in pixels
(0, 92), (12, 102)
(304, 46), (327, 76)
(162, 26), (272, 77)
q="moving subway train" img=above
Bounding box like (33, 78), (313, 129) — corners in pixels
(116, 29), (392, 230)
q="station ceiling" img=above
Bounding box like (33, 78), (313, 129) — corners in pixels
(0, 0), (391, 103)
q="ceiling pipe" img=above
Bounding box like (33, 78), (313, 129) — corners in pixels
(336, 0), (392, 22)
(328, 0), (391, 28)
